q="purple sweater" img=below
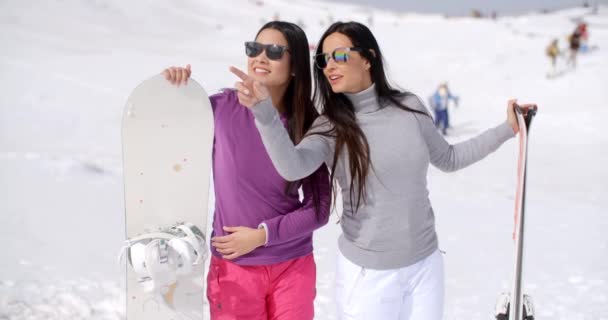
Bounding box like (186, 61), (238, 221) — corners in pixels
(209, 89), (330, 265)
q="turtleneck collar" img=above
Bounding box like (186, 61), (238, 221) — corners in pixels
(343, 83), (379, 114)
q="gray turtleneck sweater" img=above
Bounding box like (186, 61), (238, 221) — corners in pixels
(251, 84), (515, 270)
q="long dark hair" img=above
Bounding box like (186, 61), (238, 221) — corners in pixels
(312, 21), (428, 213)
(256, 21), (325, 220)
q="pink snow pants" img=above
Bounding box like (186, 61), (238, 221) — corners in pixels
(206, 254), (316, 320)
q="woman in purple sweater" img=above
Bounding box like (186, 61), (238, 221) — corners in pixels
(163, 21), (330, 320)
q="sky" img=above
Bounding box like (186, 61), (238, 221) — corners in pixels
(323, 0), (607, 15)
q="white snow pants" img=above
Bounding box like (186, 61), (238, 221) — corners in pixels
(335, 249), (445, 320)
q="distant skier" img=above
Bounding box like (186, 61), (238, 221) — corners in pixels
(577, 23), (590, 53)
(429, 83), (459, 135)
(567, 26), (583, 68)
(545, 39), (560, 77)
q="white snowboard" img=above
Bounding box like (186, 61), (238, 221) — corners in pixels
(122, 74), (214, 319)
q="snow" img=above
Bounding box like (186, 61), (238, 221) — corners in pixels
(1, 0), (607, 319)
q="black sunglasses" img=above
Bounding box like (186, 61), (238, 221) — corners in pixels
(314, 47), (366, 69)
(245, 41), (290, 60)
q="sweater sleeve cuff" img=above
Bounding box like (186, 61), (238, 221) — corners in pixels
(251, 98), (278, 126)
(257, 222), (269, 246)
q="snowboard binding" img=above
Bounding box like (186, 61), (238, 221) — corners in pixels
(119, 222), (208, 310)
(494, 292), (535, 320)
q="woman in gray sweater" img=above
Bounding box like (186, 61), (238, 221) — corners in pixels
(230, 21), (536, 320)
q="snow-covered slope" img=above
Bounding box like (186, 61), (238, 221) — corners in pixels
(1, 0), (606, 318)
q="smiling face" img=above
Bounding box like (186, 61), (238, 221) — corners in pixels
(321, 32), (373, 94)
(247, 28), (292, 88)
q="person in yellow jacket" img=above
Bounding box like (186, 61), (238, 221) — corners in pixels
(546, 39), (560, 77)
